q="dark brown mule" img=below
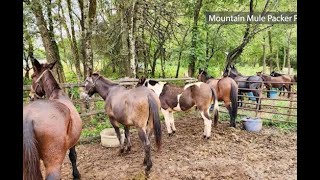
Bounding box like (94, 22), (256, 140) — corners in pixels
(82, 72), (162, 173)
(24, 59), (82, 180)
(198, 69), (238, 127)
(137, 77), (219, 139)
(257, 72), (292, 98)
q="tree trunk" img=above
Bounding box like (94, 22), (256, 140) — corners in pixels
(160, 47), (165, 78)
(268, 30), (273, 72)
(282, 47), (286, 71)
(205, 26), (209, 70)
(262, 36), (266, 73)
(151, 48), (160, 77)
(119, 0), (130, 76)
(175, 50), (183, 78)
(78, 0), (87, 78)
(188, 0), (203, 77)
(174, 27), (190, 78)
(84, 0), (97, 76)
(31, 0), (65, 83)
(142, 2), (148, 76)
(24, 24), (33, 79)
(276, 50), (280, 71)
(57, 2), (67, 64)
(67, 0), (82, 81)
(59, 1), (78, 77)
(128, 0), (137, 78)
(287, 29), (292, 75)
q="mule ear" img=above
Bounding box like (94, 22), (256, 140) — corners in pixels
(47, 61), (57, 70)
(31, 58), (42, 72)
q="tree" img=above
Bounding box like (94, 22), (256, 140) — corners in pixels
(188, 0), (203, 77)
(224, 0), (272, 75)
(25, 0), (66, 83)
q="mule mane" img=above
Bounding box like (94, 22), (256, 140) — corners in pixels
(92, 74), (118, 86)
(41, 70), (61, 98)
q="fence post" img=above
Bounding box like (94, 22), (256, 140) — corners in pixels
(287, 87), (294, 121)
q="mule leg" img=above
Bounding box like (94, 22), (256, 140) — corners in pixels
(225, 101), (235, 127)
(124, 126), (131, 152)
(168, 111), (176, 134)
(110, 119), (124, 154)
(253, 90), (261, 110)
(267, 87), (271, 98)
(138, 128), (152, 173)
(161, 108), (173, 136)
(238, 91), (243, 107)
(43, 154), (65, 180)
(287, 85), (291, 98)
(279, 86), (283, 96)
(69, 146), (81, 180)
(200, 110), (212, 139)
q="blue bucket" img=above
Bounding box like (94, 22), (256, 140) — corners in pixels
(247, 92), (256, 101)
(269, 89), (278, 99)
(242, 117), (262, 132)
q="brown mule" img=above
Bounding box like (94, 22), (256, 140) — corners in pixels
(137, 77), (219, 139)
(257, 72), (293, 98)
(82, 72), (162, 173)
(198, 69), (238, 127)
(23, 59), (82, 180)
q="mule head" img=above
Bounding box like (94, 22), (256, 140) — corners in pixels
(29, 58), (57, 101)
(270, 71), (275, 76)
(256, 71), (262, 76)
(137, 76), (147, 87)
(83, 72), (101, 98)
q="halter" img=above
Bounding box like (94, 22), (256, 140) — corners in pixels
(86, 75), (102, 93)
(33, 69), (53, 98)
(199, 70), (204, 76)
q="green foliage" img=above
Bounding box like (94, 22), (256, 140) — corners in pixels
(81, 113), (112, 138)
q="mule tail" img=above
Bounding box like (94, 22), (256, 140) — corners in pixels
(230, 82), (238, 127)
(148, 95), (162, 151)
(23, 120), (42, 180)
(211, 88), (219, 127)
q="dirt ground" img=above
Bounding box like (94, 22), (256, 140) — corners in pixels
(42, 111), (297, 180)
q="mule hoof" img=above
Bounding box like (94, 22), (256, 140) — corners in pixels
(73, 173), (81, 180)
(145, 168), (151, 177)
(126, 146), (131, 152)
(172, 130), (176, 134)
(168, 133), (173, 137)
(145, 164), (152, 172)
(203, 135), (207, 139)
(230, 123), (236, 128)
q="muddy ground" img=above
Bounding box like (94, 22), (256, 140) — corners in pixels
(41, 110), (297, 180)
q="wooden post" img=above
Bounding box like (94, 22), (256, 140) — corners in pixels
(287, 87), (294, 121)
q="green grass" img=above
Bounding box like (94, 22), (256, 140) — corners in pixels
(81, 113), (112, 138)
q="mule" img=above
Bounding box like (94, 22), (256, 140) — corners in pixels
(270, 71), (296, 95)
(23, 59), (82, 180)
(82, 72), (162, 173)
(137, 77), (219, 139)
(198, 69), (238, 127)
(257, 72), (292, 98)
(225, 65), (263, 110)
